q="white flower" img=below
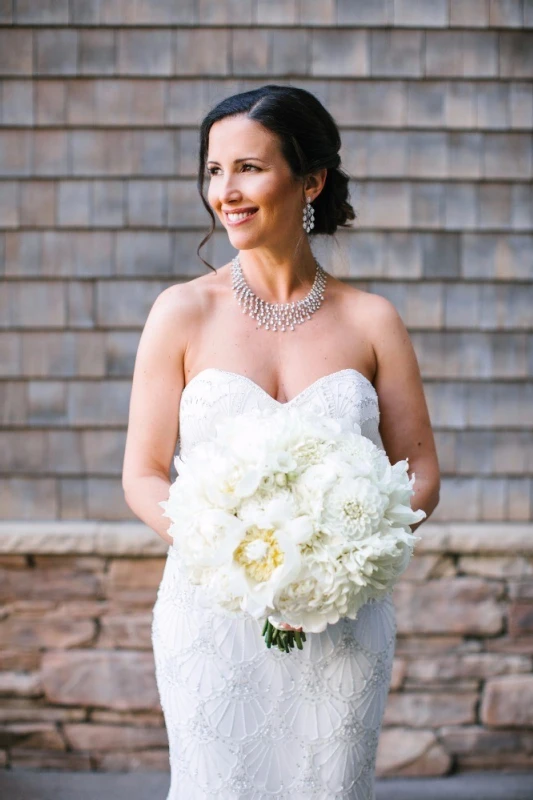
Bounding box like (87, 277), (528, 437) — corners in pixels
(320, 476), (388, 543)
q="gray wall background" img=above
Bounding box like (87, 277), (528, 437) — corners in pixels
(0, 0), (532, 522)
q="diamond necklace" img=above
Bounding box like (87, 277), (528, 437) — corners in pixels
(230, 254), (327, 332)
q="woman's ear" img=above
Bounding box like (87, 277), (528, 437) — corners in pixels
(305, 168), (328, 201)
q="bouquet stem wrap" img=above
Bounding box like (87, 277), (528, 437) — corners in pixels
(160, 407), (425, 653)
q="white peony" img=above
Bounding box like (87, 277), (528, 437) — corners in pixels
(159, 405), (426, 650)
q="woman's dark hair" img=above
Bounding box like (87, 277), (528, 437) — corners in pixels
(196, 84), (356, 271)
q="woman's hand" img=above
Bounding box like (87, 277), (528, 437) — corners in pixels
(277, 622), (303, 632)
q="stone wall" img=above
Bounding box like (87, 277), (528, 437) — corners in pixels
(1, 522), (532, 775)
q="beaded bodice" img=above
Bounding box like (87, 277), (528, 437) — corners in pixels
(177, 367), (383, 462)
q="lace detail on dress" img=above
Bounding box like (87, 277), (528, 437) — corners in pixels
(152, 368), (394, 799)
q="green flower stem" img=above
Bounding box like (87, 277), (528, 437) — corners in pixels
(262, 620), (305, 653)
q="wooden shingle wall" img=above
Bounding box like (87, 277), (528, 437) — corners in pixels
(0, 1), (532, 524)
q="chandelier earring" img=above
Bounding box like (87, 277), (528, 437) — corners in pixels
(302, 196), (315, 233)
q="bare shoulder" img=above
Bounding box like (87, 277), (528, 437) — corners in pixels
(331, 278), (405, 351)
(148, 268), (226, 341)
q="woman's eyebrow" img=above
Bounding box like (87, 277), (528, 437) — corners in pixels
(206, 157), (267, 165)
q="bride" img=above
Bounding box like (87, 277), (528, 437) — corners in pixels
(122, 85), (440, 799)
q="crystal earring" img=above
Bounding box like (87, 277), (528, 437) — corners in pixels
(302, 196), (315, 233)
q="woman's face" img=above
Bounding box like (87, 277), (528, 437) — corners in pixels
(206, 115), (305, 253)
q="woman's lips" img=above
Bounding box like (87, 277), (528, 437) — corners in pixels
(224, 209), (258, 226)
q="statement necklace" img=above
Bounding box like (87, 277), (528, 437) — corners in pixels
(231, 254), (328, 332)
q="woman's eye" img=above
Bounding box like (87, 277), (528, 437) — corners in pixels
(206, 164), (259, 176)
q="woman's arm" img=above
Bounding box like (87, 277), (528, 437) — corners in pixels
(369, 295), (441, 529)
(122, 284), (194, 544)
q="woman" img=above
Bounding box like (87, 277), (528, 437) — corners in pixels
(122, 85), (440, 799)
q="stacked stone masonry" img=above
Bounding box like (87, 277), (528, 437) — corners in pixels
(0, 522), (532, 775)
(0, 0), (532, 778)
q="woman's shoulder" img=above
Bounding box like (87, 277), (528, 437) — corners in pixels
(331, 277), (403, 329)
(151, 265), (231, 325)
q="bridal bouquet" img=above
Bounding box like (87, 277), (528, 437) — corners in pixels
(159, 407), (425, 653)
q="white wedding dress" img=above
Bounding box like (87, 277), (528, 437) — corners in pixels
(152, 368), (396, 799)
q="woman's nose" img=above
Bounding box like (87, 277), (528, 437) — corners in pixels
(219, 173), (242, 202)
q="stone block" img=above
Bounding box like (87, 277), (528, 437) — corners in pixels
(19, 182), (56, 228)
(371, 30), (422, 77)
(41, 650), (159, 711)
(0, 672), (43, 698)
(117, 30), (173, 76)
(481, 675), (533, 727)
(33, 131), (68, 176)
(79, 29), (116, 75)
(337, 0), (391, 24)
(10, 751), (91, 770)
(93, 750), (170, 772)
(384, 692), (477, 727)
(1, 80), (34, 125)
(0, 617), (94, 650)
(0, 0), (11, 22)
(0, 722), (65, 751)
(175, 29), (229, 76)
(448, 132), (482, 178)
(0, 130), (31, 176)
(439, 725), (521, 756)
(91, 181), (125, 228)
(58, 182), (91, 227)
(35, 29), (78, 75)
(1, 559), (102, 602)
(376, 728), (451, 777)
(98, 613), (152, 649)
(232, 29), (270, 75)
(406, 653), (531, 683)
(449, 0), (489, 26)
(64, 722), (167, 751)
(500, 32), (533, 78)
(394, 577), (503, 634)
(0, 30), (32, 75)
(425, 31), (498, 77)
(406, 83), (446, 127)
(310, 30), (367, 77)
(115, 232), (172, 277)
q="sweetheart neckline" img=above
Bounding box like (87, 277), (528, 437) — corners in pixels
(182, 367), (377, 406)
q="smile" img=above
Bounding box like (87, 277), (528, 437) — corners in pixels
(225, 209), (258, 225)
